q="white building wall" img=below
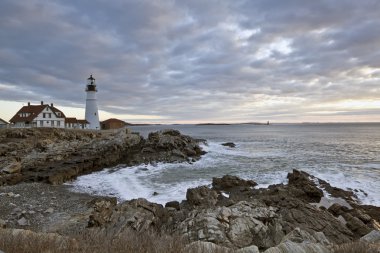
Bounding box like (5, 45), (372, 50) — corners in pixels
(85, 91), (100, 130)
(33, 106), (65, 128)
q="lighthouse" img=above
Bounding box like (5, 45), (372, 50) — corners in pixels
(85, 74), (100, 130)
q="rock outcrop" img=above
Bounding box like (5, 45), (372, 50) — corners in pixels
(0, 128), (205, 186)
(76, 170), (380, 252)
(0, 170), (379, 252)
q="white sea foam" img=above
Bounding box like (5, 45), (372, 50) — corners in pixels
(307, 169), (380, 206)
(67, 138), (380, 207)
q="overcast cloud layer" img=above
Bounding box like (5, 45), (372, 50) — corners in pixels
(1, 0), (380, 123)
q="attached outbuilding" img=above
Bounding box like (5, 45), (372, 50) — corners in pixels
(0, 118), (9, 128)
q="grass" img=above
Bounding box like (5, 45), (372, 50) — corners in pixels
(0, 228), (231, 253)
(3, 228), (379, 253)
(333, 241), (380, 253)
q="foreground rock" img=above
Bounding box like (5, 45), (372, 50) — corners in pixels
(84, 170), (380, 252)
(1, 169), (379, 252)
(0, 128), (205, 186)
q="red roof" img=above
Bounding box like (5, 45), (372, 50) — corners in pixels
(77, 119), (89, 124)
(65, 117), (78, 124)
(51, 106), (66, 118)
(10, 104), (65, 123)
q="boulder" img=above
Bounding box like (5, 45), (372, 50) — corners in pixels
(183, 241), (232, 252)
(281, 228), (331, 246)
(165, 201), (180, 210)
(17, 217), (29, 226)
(236, 245), (260, 253)
(221, 142), (236, 148)
(212, 175), (257, 192)
(343, 213), (372, 237)
(360, 230), (380, 244)
(88, 198), (168, 235)
(88, 197), (118, 227)
(175, 200), (281, 249)
(186, 186), (218, 207)
(287, 170), (324, 202)
(2, 162), (21, 174)
(263, 241), (331, 253)
(328, 203), (349, 216)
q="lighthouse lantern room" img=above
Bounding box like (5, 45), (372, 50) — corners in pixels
(85, 74), (100, 130)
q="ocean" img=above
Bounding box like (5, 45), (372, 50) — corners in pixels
(67, 123), (380, 206)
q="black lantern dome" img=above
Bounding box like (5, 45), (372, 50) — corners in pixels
(86, 74), (97, 92)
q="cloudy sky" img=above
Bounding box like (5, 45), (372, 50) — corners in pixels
(1, 0), (380, 123)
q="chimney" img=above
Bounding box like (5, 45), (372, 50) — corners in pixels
(28, 102), (30, 106)
(51, 103), (53, 107)
(41, 101), (43, 105)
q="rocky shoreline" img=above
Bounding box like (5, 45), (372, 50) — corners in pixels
(0, 128), (380, 253)
(0, 128), (205, 186)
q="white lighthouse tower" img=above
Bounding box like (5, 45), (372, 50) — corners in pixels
(85, 74), (100, 130)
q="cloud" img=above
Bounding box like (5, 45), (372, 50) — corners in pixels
(0, 0), (379, 123)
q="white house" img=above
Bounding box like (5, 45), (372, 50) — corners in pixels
(9, 101), (66, 128)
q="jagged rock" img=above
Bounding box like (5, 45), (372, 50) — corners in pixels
(183, 241), (232, 252)
(88, 197), (117, 227)
(328, 203), (349, 216)
(263, 241), (331, 253)
(287, 169), (324, 203)
(90, 198), (168, 235)
(17, 217), (29, 226)
(2, 162), (21, 174)
(343, 213), (372, 237)
(212, 175), (257, 192)
(165, 201), (180, 210)
(281, 228), (331, 246)
(221, 142), (236, 148)
(360, 230), (380, 243)
(186, 186), (218, 207)
(175, 200), (281, 249)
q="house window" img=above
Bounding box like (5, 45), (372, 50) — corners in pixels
(57, 112), (61, 116)
(46, 107), (49, 111)
(40, 121), (43, 127)
(57, 121), (60, 127)
(43, 113), (46, 118)
(49, 113), (51, 118)
(51, 120), (54, 126)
